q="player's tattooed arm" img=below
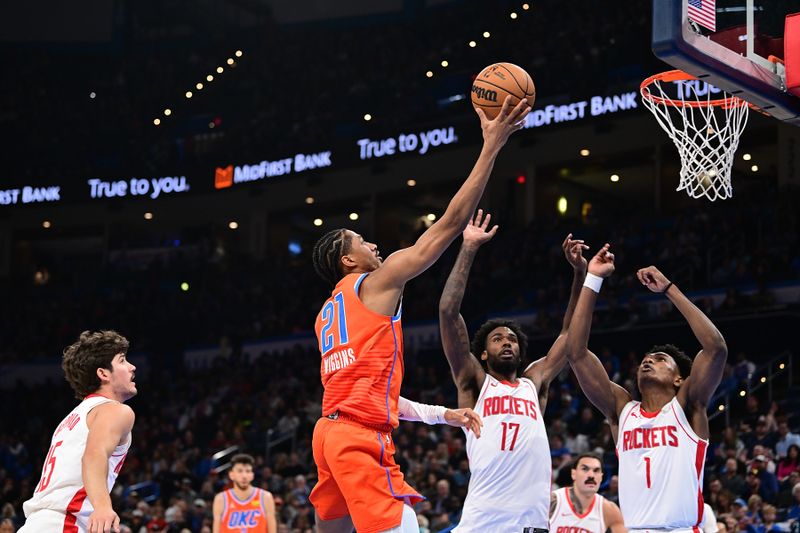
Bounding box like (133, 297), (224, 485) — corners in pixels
(439, 211), (494, 392)
(549, 492), (558, 517)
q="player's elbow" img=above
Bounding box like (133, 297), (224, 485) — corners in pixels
(438, 297), (459, 318)
(707, 337), (728, 360)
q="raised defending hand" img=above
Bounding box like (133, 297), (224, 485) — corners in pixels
(476, 95), (532, 150)
(636, 266), (671, 293)
(588, 244), (615, 278)
(462, 209), (498, 249)
(563, 233), (589, 272)
(444, 407), (484, 438)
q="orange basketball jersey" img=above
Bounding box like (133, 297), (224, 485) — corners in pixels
(314, 272), (404, 429)
(219, 487), (269, 533)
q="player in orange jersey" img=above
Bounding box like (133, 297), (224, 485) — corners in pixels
(212, 454), (276, 533)
(310, 96), (530, 533)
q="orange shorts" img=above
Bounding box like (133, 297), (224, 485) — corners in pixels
(310, 415), (423, 533)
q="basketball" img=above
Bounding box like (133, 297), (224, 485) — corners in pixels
(471, 62), (536, 120)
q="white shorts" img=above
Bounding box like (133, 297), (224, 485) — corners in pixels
(18, 508), (87, 533)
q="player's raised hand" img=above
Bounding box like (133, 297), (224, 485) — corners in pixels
(462, 209), (498, 249)
(88, 507), (120, 533)
(563, 233), (589, 272)
(636, 266), (671, 293)
(476, 95), (531, 150)
(588, 243), (615, 278)
(444, 407), (484, 438)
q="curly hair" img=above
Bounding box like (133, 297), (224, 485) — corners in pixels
(230, 453), (255, 468)
(470, 319), (528, 360)
(647, 343), (693, 378)
(62, 330), (129, 399)
(312, 229), (352, 287)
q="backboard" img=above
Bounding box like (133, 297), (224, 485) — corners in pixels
(652, 0), (800, 125)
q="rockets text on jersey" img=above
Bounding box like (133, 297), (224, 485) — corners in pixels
(616, 397), (708, 530)
(455, 375), (550, 532)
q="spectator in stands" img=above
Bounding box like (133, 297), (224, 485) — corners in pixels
(746, 418), (778, 452)
(776, 445), (800, 482)
(775, 422), (800, 460)
(721, 458), (748, 496)
(784, 482), (800, 521)
(746, 465), (779, 503)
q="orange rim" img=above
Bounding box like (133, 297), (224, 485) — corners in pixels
(640, 70), (750, 109)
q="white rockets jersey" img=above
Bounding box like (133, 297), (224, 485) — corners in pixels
(550, 488), (606, 533)
(456, 375), (550, 533)
(616, 397), (707, 530)
(23, 394), (131, 530)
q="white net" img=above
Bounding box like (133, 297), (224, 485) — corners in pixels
(641, 74), (750, 201)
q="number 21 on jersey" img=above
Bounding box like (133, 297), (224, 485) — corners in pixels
(320, 292), (350, 354)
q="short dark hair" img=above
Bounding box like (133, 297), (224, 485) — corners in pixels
(62, 330), (130, 399)
(647, 343), (693, 378)
(470, 319), (528, 360)
(573, 452), (603, 471)
(312, 229), (352, 287)
(230, 454), (255, 468)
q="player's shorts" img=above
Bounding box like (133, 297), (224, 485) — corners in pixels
(310, 414), (424, 533)
(18, 509), (87, 533)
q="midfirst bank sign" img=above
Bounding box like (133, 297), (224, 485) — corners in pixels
(215, 151), (332, 189)
(523, 90), (639, 129)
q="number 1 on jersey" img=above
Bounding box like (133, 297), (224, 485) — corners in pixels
(320, 292), (349, 354)
(644, 456), (651, 488)
(501, 422), (520, 451)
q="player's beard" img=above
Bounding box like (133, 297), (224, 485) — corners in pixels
(488, 356), (519, 376)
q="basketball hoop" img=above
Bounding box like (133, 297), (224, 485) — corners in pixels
(640, 70), (751, 201)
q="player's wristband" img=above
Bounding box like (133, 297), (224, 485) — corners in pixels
(662, 281), (674, 294)
(583, 273), (603, 293)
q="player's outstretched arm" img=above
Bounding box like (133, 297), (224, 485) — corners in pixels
(398, 396), (483, 437)
(566, 245), (630, 424)
(604, 499), (627, 533)
(364, 97), (530, 296)
(636, 266), (727, 407)
(525, 234), (588, 392)
(438, 210), (496, 390)
(83, 402), (134, 533)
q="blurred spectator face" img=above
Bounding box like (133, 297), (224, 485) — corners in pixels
(724, 515), (738, 532)
(436, 479), (450, 498)
(717, 522), (728, 533)
(0, 519), (13, 533)
(608, 475), (619, 493)
(762, 505), (776, 523)
(572, 456), (603, 495)
(725, 458), (738, 474)
(229, 463), (254, 490)
(709, 479), (722, 493)
(778, 421), (789, 437)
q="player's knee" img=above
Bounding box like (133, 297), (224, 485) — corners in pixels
(379, 504), (419, 533)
